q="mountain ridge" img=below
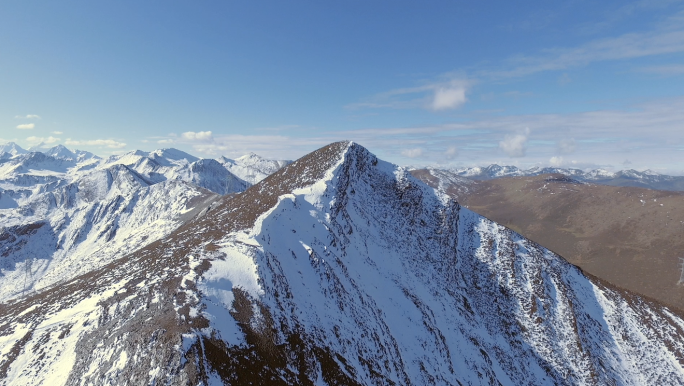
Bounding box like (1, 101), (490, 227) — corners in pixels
(421, 164), (684, 191)
(2, 142), (684, 385)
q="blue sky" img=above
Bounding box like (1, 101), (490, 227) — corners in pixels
(2, 1), (684, 173)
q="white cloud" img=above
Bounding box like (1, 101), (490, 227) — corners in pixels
(16, 123), (35, 130)
(51, 131), (63, 135)
(15, 114), (40, 119)
(549, 156), (564, 167)
(558, 138), (576, 154)
(65, 139), (126, 149)
(26, 136), (60, 146)
(181, 131), (213, 141)
(157, 139), (174, 144)
(401, 148), (424, 158)
(432, 85), (467, 110)
(499, 128), (530, 157)
(445, 146), (458, 159)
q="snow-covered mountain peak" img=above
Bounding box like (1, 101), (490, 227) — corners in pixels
(172, 158), (249, 195)
(0, 151), (75, 178)
(235, 151), (260, 161)
(149, 148), (199, 165)
(588, 168), (615, 178)
(104, 148), (197, 168)
(219, 151), (292, 184)
(43, 144), (77, 161)
(75, 164), (151, 203)
(0, 142), (27, 157)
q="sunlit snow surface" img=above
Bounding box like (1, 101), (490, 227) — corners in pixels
(1, 142), (684, 385)
(0, 146), (289, 302)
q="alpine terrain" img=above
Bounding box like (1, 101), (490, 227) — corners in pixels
(0, 143), (288, 302)
(1, 142), (683, 385)
(410, 168), (684, 313)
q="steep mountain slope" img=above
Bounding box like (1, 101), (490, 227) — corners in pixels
(411, 169), (684, 313)
(1, 142), (683, 385)
(0, 163), (219, 301)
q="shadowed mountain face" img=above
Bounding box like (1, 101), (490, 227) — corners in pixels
(411, 169), (684, 312)
(1, 143), (684, 385)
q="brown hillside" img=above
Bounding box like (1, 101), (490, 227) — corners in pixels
(412, 170), (684, 312)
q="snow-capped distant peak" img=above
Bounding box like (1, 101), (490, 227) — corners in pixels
(149, 148), (199, 164)
(234, 152), (262, 162)
(43, 144), (78, 161)
(588, 168), (615, 178)
(0, 142), (27, 157)
(219, 152), (291, 184)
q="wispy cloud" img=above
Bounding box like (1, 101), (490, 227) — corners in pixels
(347, 8), (684, 117)
(14, 114), (40, 119)
(637, 64), (684, 75)
(65, 139), (126, 149)
(577, 0), (681, 35)
(484, 12), (684, 79)
(339, 96), (684, 171)
(347, 78), (472, 111)
(151, 96), (684, 173)
(445, 146), (458, 159)
(51, 131), (63, 135)
(16, 123), (35, 130)
(401, 148), (424, 158)
(557, 138), (576, 154)
(253, 124), (301, 132)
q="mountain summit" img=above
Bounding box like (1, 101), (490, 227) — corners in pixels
(1, 142), (683, 385)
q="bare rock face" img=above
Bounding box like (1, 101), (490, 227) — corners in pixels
(1, 142), (684, 385)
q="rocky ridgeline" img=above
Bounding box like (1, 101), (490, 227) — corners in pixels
(0, 142), (683, 385)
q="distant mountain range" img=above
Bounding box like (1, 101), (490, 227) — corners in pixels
(0, 142), (290, 301)
(437, 164), (684, 191)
